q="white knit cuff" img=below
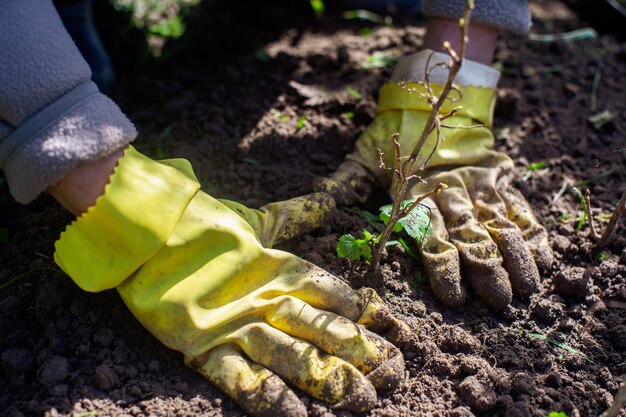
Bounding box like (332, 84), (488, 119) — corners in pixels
(390, 49), (501, 88)
(4, 93), (137, 204)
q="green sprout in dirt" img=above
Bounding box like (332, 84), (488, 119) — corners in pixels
(523, 160), (547, 181)
(569, 186), (625, 248)
(337, 0), (475, 273)
(337, 198), (434, 263)
(297, 115), (307, 129)
(309, 0), (325, 18)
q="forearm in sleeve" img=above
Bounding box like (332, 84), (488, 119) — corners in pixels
(422, 0), (530, 35)
(0, 0), (136, 204)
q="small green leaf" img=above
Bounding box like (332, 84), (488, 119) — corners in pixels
(310, 0), (325, 17)
(337, 233), (372, 261)
(570, 187), (589, 231)
(346, 86), (361, 100)
(297, 115), (306, 129)
(359, 28), (372, 36)
(527, 161), (546, 171)
(379, 200), (433, 241)
(148, 16), (185, 39)
(523, 161), (548, 181)
(343, 111), (355, 119)
(398, 237), (419, 259)
(548, 412), (568, 417)
(595, 251), (608, 261)
(526, 333), (579, 354)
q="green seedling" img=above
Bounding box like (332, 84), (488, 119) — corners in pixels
(526, 332), (579, 354)
(342, 111), (355, 120)
(595, 251), (608, 261)
(547, 412), (568, 417)
(523, 160), (547, 181)
(359, 28), (373, 36)
(309, 0), (325, 17)
(342, 9), (392, 25)
(337, 230), (374, 261)
(148, 15), (185, 38)
(297, 115), (307, 129)
(346, 86), (361, 100)
(570, 187), (590, 231)
(362, 53), (398, 69)
(387, 237), (419, 259)
(525, 332), (595, 364)
(379, 200), (433, 243)
(337, 199), (433, 264)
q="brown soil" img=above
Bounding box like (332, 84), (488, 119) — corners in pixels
(2, 1), (625, 416)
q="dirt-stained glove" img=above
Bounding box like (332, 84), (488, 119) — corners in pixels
(316, 50), (553, 310)
(54, 146), (411, 417)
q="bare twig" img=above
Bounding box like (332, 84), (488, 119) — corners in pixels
(369, 0), (475, 273)
(584, 187), (626, 248)
(597, 188), (626, 248)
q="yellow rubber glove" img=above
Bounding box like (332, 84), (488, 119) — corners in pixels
(54, 146), (411, 416)
(317, 52), (552, 311)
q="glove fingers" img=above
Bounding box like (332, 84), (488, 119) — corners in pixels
(219, 192), (335, 248)
(410, 195), (467, 307)
(464, 169), (541, 298)
(194, 344), (307, 417)
(277, 262), (414, 348)
(431, 172), (513, 310)
(496, 179), (553, 272)
(267, 295), (404, 391)
(235, 322), (377, 412)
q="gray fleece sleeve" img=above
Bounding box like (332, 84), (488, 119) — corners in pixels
(422, 0), (530, 35)
(0, 0), (136, 204)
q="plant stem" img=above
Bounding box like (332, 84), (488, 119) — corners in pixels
(369, 0), (474, 274)
(597, 188), (626, 249)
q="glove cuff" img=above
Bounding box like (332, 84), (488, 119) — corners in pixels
(391, 49), (500, 88)
(376, 82), (497, 126)
(54, 146), (201, 292)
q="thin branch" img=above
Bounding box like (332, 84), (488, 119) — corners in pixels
(400, 183), (448, 217)
(369, 0), (475, 274)
(597, 188), (626, 249)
